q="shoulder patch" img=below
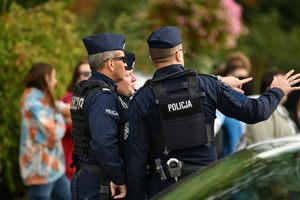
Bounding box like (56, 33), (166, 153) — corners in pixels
(232, 90), (248, 104)
(106, 108), (119, 116)
(102, 107), (120, 119)
(223, 90), (242, 108)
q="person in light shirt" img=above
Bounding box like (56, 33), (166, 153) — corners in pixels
(246, 68), (299, 145)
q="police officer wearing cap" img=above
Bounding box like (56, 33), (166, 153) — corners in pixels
(123, 26), (300, 199)
(116, 51), (137, 102)
(70, 33), (128, 199)
(115, 51), (137, 159)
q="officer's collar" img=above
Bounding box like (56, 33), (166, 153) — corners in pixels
(118, 94), (130, 103)
(153, 64), (184, 79)
(88, 71), (116, 89)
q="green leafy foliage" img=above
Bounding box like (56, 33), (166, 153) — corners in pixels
(236, 9), (300, 92)
(0, 1), (85, 198)
(82, 0), (156, 73)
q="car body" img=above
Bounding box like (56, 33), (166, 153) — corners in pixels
(152, 135), (300, 200)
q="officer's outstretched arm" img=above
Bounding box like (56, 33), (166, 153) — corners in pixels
(110, 182), (127, 199)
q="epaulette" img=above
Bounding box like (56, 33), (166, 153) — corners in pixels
(102, 88), (112, 94)
(129, 84), (148, 102)
(198, 73), (220, 80)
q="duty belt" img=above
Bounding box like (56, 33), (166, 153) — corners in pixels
(79, 161), (104, 176)
(78, 161), (110, 199)
(148, 158), (206, 182)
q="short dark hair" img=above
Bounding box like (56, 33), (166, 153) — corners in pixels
(260, 68), (284, 94)
(283, 82), (300, 129)
(149, 48), (174, 65)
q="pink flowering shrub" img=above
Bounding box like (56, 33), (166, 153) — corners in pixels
(144, 0), (245, 54)
(218, 0), (244, 47)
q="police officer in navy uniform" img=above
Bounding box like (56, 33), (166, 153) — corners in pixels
(116, 51), (137, 103)
(70, 33), (127, 199)
(123, 26), (300, 199)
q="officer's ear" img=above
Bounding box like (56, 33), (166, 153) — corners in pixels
(106, 59), (115, 72)
(175, 50), (183, 62)
(149, 55), (153, 62)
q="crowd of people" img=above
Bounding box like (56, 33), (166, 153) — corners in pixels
(19, 26), (300, 200)
(213, 52), (300, 157)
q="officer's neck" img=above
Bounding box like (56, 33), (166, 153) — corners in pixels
(156, 61), (183, 69)
(97, 68), (121, 83)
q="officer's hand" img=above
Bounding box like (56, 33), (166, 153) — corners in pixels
(270, 69), (300, 95)
(221, 76), (253, 94)
(110, 181), (127, 199)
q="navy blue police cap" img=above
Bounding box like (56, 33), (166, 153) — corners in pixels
(82, 33), (126, 55)
(147, 26), (182, 49)
(125, 51), (136, 70)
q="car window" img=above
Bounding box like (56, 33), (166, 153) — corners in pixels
(154, 140), (300, 200)
(213, 150), (300, 200)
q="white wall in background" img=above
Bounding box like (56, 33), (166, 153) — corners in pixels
(135, 71), (151, 89)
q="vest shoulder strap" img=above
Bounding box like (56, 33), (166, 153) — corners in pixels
(74, 80), (128, 111)
(74, 80), (113, 97)
(145, 68), (197, 87)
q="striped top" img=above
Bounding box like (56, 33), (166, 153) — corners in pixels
(19, 88), (68, 185)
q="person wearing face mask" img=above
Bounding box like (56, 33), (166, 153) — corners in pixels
(60, 61), (91, 181)
(19, 63), (71, 200)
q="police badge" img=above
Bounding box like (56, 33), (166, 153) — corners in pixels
(124, 121), (129, 140)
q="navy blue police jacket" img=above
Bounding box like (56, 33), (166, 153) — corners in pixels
(124, 64), (284, 199)
(78, 71), (126, 185)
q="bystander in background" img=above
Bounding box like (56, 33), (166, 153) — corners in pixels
(214, 51), (253, 157)
(284, 82), (300, 131)
(60, 61), (91, 181)
(246, 68), (299, 144)
(19, 63), (71, 199)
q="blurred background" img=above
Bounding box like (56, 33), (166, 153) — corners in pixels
(1, 0), (300, 198)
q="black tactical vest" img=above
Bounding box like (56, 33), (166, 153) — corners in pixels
(146, 69), (213, 152)
(70, 80), (127, 160)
